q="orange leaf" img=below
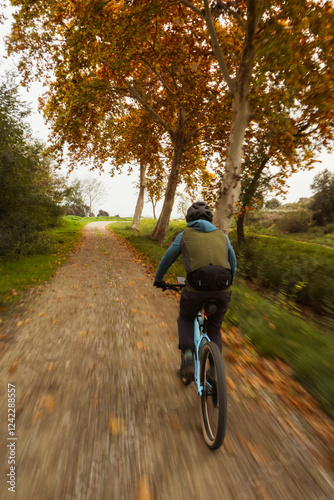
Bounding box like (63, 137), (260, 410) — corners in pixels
(170, 413), (181, 431)
(137, 475), (152, 500)
(8, 359), (19, 374)
(247, 442), (269, 466)
(108, 415), (125, 435)
(135, 341), (147, 351)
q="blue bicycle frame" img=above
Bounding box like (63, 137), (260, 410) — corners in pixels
(193, 312), (211, 397)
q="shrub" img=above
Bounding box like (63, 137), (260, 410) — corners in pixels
(275, 210), (312, 233)
(232, 235), (334, 313)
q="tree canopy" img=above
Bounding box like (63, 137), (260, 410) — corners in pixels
(6, 0), (334, 238)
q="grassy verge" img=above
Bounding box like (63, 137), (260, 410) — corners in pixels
(0, 215), (129, 310)
(110, 220), (334, 416)
(229, 232), (334, 316)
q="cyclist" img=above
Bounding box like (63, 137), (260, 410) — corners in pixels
(154, 201), (237, 379)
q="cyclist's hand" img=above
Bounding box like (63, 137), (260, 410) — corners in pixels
(154, 280), (166, 289)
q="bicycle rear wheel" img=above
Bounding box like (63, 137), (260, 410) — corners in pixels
(199, 341), (227, 449)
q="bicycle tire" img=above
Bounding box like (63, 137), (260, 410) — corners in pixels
(199, 341), (227, 449)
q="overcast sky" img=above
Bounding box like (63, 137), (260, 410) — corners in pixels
(1, 3), (333, 218)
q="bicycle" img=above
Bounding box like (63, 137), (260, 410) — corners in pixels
(158, 277), (227, 450)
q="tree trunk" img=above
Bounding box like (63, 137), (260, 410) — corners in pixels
(213, 96), (251, 232)
(236, 212), (246, 243)
(236, 155), (269, 244)
(151, 137), (184, 242)
(152, 201), (157, 219)
(132, 161), (147, 230)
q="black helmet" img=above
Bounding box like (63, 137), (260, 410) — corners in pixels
(186, 201), (213, 223)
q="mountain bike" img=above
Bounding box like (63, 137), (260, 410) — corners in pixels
(159, 277), (227, 450)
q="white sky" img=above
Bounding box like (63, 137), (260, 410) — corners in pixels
(1, 3), (333, 218)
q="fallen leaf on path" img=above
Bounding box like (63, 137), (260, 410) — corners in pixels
(247, 442), (269, 466)
(137, 475), (152, 500)
(38, 312), (47, 318)
(143, 330), (150, 336)
(32, 409), (43, 426)
(160, 322), (167, 328)
(52, 318), (62, 325)
(226, 376), (236, 390)
(223, 436), (236, 455)
(131, 309), (137, 313)
(39, 395), (57, 413)
(170, 413), (181, 431)
(32, 395), (57, 425)
(8, 359), (19, 374)
(255, 478), (270, 500)
(16, 321), (24, 327)
(46, 362), (54, 371)
(135, 341), (147, 351)
(108, 415), (125, 435)
(236, 432), (249, 448)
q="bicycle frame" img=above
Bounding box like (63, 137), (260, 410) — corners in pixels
(193, 312), (211, 397)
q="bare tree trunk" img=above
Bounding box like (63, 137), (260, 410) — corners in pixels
(132, 161), (147, 230)
(236, 212), (246, 243)
(236, 155), (270, 243)
(151, 137), (184, 242)
(213, 97), (251, 232)
(152, 202), (157, 219)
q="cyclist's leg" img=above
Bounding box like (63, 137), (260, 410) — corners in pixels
(177, 289), (204, 351)
(206, 291), (232, 352)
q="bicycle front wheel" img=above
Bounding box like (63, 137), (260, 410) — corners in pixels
(199, 341), (227, 449)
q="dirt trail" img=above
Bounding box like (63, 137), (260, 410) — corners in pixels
(0, 221), (333, 500)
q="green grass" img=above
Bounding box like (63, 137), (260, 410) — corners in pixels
(230, 232), (334, 315)
(110, 219), (334, 416)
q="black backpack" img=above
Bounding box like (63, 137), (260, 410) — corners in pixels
(187, 264), (233, 291)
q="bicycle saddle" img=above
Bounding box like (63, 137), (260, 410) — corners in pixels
(204, 300), (218, 316)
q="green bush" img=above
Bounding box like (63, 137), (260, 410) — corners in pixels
(232, 235), (334, 314)
(275, 210), (312, 234)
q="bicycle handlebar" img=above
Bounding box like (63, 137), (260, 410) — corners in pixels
(154, 277), (186, 292)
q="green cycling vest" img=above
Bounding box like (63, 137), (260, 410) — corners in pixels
(180, 227), (231, 292)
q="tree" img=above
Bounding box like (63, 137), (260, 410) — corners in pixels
(98, 209), (109, 217)
(7, 0), (334, 239)
(80, 177), (108, 216)
(0, 74), (63, 257)
(61, 178), (90, 217)
(310, 169), (334, 224)
(265, 198), (281, 210)
(179, 0), (334, 231)
(7, 0), (230, 242)
(109, 107), (164, 230)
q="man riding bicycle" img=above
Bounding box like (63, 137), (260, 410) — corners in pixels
(154, 201), (237, 379)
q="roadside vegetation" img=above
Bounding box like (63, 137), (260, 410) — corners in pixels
(0, 216), (130, 309)
(109, 218), (334, 416)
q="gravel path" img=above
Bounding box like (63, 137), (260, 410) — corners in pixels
(0, 221), (333, 500)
